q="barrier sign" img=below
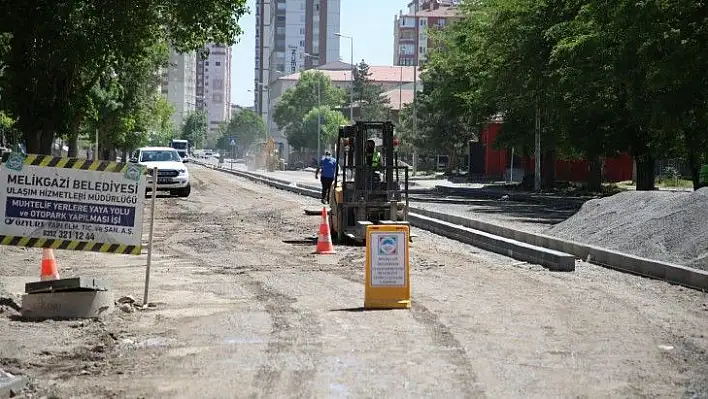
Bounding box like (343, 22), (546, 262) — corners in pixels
(0, 153), (147, 255)
(364, 224), (411, 309)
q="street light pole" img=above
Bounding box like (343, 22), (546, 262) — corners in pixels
(304, 53), (323, 156)
(412, 0), (419, 176)
(317, 81), (321, 157)
(335, 33), (354, 121)
(256, 82), (270, 142)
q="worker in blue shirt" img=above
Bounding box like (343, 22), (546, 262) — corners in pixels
(315, 151), (337, 204)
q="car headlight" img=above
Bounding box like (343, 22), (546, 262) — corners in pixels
(178, 169), (186, 174)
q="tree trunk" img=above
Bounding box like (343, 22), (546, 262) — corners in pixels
(635, 155), (656, 191)
(541, 148), (556, 190)
(24, 129), (55, 155)
(687, 148), (701, 190)
(588, 155), (603, 192)
(68, 132), (79, 157)
(100, 146), (114, 162)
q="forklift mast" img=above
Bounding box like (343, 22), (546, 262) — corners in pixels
(333, 121), (408, 204)
(329, 120), (410, 243)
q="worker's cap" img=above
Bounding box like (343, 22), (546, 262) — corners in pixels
(325, 151), (331, 155)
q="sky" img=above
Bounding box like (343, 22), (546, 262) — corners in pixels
(229, 0), (406, 106)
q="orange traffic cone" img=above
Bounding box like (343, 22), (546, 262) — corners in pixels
(315, 207), (336, 254)
(40, 248), (60, 281)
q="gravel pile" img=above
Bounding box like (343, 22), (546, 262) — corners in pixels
(546, 188), (708, 270)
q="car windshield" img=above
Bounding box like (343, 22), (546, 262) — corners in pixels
(140, 150), (181, 162)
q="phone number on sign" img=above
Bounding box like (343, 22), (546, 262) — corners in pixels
(42, 230), (97, 241)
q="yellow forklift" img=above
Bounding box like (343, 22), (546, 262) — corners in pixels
(328, 121), (411, 244)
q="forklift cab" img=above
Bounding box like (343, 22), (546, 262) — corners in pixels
(329, 121), (410, 243)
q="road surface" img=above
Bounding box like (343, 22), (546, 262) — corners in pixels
(0, 164), (707, 398)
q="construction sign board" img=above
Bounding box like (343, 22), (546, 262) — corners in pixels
(364, 224), (411, 309)
(0, 153), (147, 255)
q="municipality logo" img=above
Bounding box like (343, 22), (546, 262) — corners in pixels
(124, 164), (144, 181)
(378, 235), (398, 255)
(4, 152), (25, 171)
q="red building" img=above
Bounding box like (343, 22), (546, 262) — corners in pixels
(471, 121), (634, 183)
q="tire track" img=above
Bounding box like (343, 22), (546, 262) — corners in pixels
(410, 303), (485, 398)
(165, 193), (324, 398)
(310, 251), (485, 397)
(191, 165), (484, 396)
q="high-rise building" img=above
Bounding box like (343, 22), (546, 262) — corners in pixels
(196, 43), (233, 144)
(160, 49), (198, 130)
(393, 0), (461, 66)
(254, 0), (341, 138)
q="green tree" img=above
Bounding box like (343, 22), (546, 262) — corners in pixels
(181, 110), (208, 149)
(217, 109), (267, 157)
(80, 41), (170, 159)
(146, 96), (177, 146)
(0, 110), (16, 147)
(273, 70), (345, 144)
(295, 106), (349, 151)
(351, 60), (391, 121)
(0, 0), (248, 155)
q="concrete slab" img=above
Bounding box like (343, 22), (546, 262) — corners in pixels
(0, 369), (27, 398)
(21, 290), (114, 321)
(408, 212), (576, 272)
(305, 208), (328, 216)
(25, 277), (108, 294)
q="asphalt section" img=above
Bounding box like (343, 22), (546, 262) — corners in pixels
(0, 164), (707, 398)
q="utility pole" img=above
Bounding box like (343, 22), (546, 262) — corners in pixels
(335, 33), (354, 121)
(94, 127), (99, 161)
(534, 89), (541, 191)
(412, 0), (419, 176)
(317, 80), (321, 157)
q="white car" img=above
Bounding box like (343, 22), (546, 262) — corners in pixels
(130, 147), (191, 197)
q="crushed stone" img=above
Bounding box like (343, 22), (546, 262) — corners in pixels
(546, 188), (708, 270)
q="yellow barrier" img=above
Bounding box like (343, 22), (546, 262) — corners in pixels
(364, 224), (411, 309)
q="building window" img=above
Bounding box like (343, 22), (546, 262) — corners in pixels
(215, 61), (221, 66)
(213, 93), (223, 103)
(401, 30), (415, 41)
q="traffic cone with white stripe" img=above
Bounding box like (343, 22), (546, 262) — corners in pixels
(40, 248), (60, 281)
(315, 207), (336, 254)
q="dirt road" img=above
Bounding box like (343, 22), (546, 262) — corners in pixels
(1, 164), (707, 398)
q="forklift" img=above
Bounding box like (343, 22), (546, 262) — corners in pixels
(328, 121), (411, 244)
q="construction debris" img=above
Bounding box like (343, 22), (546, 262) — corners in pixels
(547, 188), (708, 270)
(0, 368), (27, 398)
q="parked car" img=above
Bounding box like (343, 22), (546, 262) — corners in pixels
(130, 146), (191, 197)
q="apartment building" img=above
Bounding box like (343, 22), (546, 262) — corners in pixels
(196, 43), (233, 144)
(254, 0), (341, 138)
(160, 48), (198, 130)
(393, 0), (461, 66)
